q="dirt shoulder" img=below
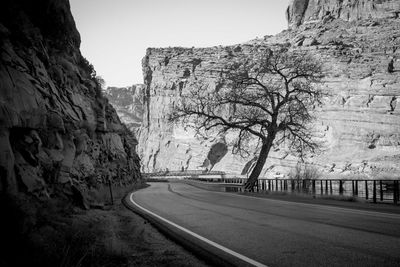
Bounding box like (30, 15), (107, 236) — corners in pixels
(0, 184), (209, 267)
(80, 192), (209, 266)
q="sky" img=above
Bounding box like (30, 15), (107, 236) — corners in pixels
(70, 0), (291, 87)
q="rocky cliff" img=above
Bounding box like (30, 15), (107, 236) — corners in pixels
(104, 85), (144, 133)
(138, 0), (400, 179)
(0, 0), (141, 205)
(287, 0), (400, 28)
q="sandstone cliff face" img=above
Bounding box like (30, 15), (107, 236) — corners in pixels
(138, 1), (400, 179)
(0, 0), (141, 204)
(104, 85), (144, 133)
(287, 0), (400, 28)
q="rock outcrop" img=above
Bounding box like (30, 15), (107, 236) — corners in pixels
(0, 0), (141, 203)
(138, 0), (400, 179)
(287, 0), (400, 28)
(104, 85), (144, 133)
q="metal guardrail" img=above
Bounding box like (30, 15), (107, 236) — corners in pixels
(142, 171), (400, 205)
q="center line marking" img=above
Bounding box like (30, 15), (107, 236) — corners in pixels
(129, 193), (268, 267)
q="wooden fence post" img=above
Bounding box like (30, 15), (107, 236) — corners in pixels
(312, 180), (316, 194)
(320, 180), (323, 195)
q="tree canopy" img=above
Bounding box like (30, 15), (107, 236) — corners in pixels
(170, 47), (323, 190)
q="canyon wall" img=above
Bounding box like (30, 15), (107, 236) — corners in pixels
(104, 85), (144, 133)
(138, 0), (400, 179)
(0, 0), (141, 206)
(287, 0), (400, 28)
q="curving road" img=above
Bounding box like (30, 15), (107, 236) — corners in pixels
(127, 182), (400, 267)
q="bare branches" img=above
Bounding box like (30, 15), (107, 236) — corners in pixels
(170, 47), (323, 171)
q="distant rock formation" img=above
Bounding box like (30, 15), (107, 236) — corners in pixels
(287, 0), (400, 28)
(138, 0), (400, 179)
(104, 85), (144, 133)
(0, 0), (141, 204)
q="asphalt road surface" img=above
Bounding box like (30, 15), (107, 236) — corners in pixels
(128, 182), (400, 267)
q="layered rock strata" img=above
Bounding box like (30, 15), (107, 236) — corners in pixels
(138, 0), (400, 179)
(104, 85), (144, 133)
(287, 0), (400, 28)
(0, 0), (141, 204)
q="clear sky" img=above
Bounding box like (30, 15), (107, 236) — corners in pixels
(70, 0), (291, 87)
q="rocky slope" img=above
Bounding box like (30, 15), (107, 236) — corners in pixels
(0, 0), (141, 205)
(138, 0), (400, 179)
(104, 85), (144, 133)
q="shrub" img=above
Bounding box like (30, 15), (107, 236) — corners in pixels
(289, 163), (320, 192)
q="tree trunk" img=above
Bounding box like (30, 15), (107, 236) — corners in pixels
(244, 137), (274, 190)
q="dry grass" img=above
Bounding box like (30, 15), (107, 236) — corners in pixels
(0, 182), (207, 267)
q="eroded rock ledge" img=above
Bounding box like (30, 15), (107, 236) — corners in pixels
(104, 85), (144, 133)
(287, 0), (400, 28)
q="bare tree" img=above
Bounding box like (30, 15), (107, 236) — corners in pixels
(170, 47), (323, 190)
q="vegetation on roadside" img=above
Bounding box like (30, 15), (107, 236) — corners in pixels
(288, 163), (320, 192)
(0, 184), (146, 267)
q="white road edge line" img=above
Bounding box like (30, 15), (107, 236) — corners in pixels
(129, 193), (268, 267)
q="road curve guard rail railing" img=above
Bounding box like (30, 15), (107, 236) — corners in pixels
(142, 171), (400, 205)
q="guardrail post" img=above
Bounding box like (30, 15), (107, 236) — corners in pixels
(280, 180), (283, 191)
(373, 180), (377, 203)
(276, 179), (278, 191)
(394, 181), (398, 205)
(268, 180), (271, 191)
(365, 180), (368, 200)
(339, 180), (343, 195)
(380, 180), (383, 201)
(352, 180), (355, 196)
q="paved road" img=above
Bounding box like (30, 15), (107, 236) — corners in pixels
(128, 182), (400, 267)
